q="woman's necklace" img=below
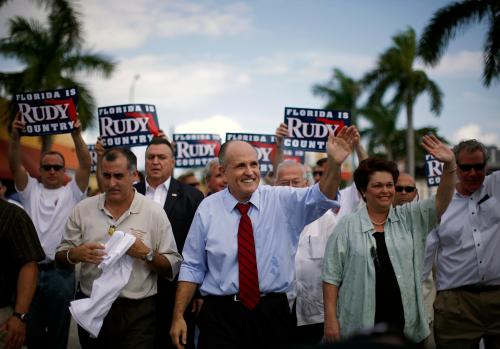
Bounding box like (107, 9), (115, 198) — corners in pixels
(369, 211), (389, 226)
(370, 217), (387, 226)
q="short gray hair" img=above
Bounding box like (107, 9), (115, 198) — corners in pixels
(453, 139), (488, 163)
(203, 158), (220, 181)
(275, 160), (306, 179)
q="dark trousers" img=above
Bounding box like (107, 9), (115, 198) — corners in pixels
(289, 300), (324, 348)
(77, 295), (156, 349)
(198, 293), (291, 349)
(154, 278), (196, 349)
(26, 267), (75, 349)
(434, 288), (500, 349)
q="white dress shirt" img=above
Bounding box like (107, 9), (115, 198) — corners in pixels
(145, 177), (171, 207)
(432, 170), (500, 290)
(291, 184), (362, 326)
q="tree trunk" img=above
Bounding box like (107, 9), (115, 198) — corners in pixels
(405, 101), (415, 178)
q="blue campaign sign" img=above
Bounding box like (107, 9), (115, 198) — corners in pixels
(88, 145), (97, 173)
(16, 88), (78, 136)
(283, 106), (351, 152)
(424, 154), (444, 187)
(173, 134), (221, 168)
(226, 133), (276, 175)
(225, 133), (305, 175)
(283, 149), (305, 165)
(98, 104), (160, 148)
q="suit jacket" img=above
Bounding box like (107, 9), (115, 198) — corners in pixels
(134, 177), (204, 253)
(136, 177), (203, 349)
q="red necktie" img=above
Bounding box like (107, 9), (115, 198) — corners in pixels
(236, 203), (260, 309)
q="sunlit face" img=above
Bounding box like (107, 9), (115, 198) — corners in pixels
(363, 171), (395, 212)
(207, 164), (227, 193)
(222, 141), (260, 202)
(276, 164), (308, 188)
(394, 173), (417, 206)
(456, 149), (486, 195)
(40, 154), (65, 189)
(102, 155), (137, 204)
(145, 144), (175, 184)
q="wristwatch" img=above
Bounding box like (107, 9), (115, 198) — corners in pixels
(12, 312), (28, 322)
(143, 249), (154, 262)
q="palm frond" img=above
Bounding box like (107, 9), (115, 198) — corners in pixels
(419, 0), (491, 64)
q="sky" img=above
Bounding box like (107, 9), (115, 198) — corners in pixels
(1, 0), (499, 169)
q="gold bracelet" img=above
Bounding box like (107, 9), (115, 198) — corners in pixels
(66, 249), (77, 265)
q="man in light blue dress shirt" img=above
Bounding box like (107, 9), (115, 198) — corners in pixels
(170, 126), (358, 349)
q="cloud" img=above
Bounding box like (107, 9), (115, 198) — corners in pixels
(81, 0), (252, 50)
(86, 54), (251, 115)
(419, 50), (482, 78)
(452, 123), (499, 145)
(252, 52), (374, 80)
(175, 115), (243, 140)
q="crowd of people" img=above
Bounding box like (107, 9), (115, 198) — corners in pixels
(1, 116), (499, 349)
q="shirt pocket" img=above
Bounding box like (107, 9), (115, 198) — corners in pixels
(479, 196), (500, 228)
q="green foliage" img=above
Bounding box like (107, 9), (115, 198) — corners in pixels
(0, 0), (115, 133)
(362, 27), (444, 177)
(419, 0), (500, 87)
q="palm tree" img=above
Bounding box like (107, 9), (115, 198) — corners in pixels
(363, 27), (443, 178)
(359, 101), (400, 161)
(312, 68), (362, 126)
(0, 0), (115, 150)
(419, 0), (500, 87)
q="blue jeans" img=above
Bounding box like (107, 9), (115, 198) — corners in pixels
(26, 267), (75, 349)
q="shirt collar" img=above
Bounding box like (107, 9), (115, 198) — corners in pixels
(98, 188), (141, 215)
(222, 186), (261, 212)
(360, 205), (400, 233)
(145, 176), (171, 193)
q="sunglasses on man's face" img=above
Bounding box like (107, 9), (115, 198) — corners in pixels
(395, 186), (416, 193)
(457, 163), (486, 172)
(313, 171), (324, 177)
(41, 164), (64, 171)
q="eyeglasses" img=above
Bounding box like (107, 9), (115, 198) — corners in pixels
(188, 182), (200, 187)
(457, 163), (486, 172)
(41, 164), (64, 171)
(313, 171), (324, 177)
(395, 186), (416, 193)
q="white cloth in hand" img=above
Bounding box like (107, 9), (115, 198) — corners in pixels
(69, 231), (136, 337)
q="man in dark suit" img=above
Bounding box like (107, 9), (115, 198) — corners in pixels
(134, 137), (204, 349)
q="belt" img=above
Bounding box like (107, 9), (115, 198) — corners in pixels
(38, 261), (56, 271)
(455, 284), (500, 293)
(204, 293), (284, 302)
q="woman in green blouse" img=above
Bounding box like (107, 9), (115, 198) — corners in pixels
(322, 134), (456, 343)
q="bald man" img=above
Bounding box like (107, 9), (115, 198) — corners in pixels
(394, 173), (418, 206)
(170, 127), (358, 349)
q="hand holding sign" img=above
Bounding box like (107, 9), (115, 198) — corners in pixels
(275, 122), (288, 148)
(11, 113), (26, 140)
(326, 125), (358, 166)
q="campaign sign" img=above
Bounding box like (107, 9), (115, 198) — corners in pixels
(88, 145), (98, 173)
(226, 133), (276, 175)
(283, 149), (305, 164)
(424, 154), (444, 187)
(98, 104), (160, 148)
(16, 88), (78, 136)
(283, 107), (351, 152)
(174, 134), (221, 168)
